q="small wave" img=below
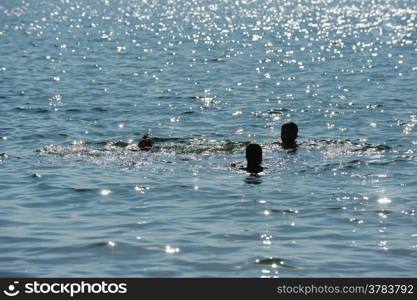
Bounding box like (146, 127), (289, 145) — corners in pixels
(15, 106), (49, 113)
(374, 209), (394, 215)
(270, 208), (299, 214)
(298, 159), (365, 174)
(208, 58), (225, 62)
(181, 111), (196, 115)
(73, 188), (99, 193)
(303, 139), (391, 152)
(21, 133), (68, 140)
(152, 138), (249, 154)
(37, 144), (106, 157)
(92, 107), (108, 112)
(112, 141), (129, 147)
(348, 218), (365, 224)
(65, 109), (82, 113)
(355, 144), (391, 152)
(255, 257), (297, 269)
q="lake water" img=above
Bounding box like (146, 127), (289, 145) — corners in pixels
(1, 0), (417, 277)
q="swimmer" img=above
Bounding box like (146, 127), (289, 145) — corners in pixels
(280, 121), (298, 150)
(138, 134), (154, 151)
(235, 143), (264, 174)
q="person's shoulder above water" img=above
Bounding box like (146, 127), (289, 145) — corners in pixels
(239, 165), (264, 173)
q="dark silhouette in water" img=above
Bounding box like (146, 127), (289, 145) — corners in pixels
(280, 121), (298, 151)
(230, 143), (264, 174)
(138, 134), (154, 151)
(242, 143), (264, 174)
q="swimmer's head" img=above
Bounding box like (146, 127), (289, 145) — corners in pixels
(246, 143), (262, 167)
(138, 134), (153, 151)
(281, 122), (298, 147)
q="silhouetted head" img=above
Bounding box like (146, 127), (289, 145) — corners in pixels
(246, 143), (262, 168)
(281, 122), (298, 148)
(138, 134), (153, 151)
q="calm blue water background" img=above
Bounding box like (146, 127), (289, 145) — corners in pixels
(1, 0), (417, 277)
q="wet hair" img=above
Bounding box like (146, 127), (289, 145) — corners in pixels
(281, 122), (298, 148)
(138, 134), (154, 151)
(246, 143), (262, 168)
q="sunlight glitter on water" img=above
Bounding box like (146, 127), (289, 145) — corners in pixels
(1, 0), (417, 278)
(378, 197), (392, 204)
(100, 189), (111, 196)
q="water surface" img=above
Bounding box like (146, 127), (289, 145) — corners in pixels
(1, 0), (417, 277)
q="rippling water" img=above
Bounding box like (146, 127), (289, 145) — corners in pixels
(1, 0), (417, 277)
